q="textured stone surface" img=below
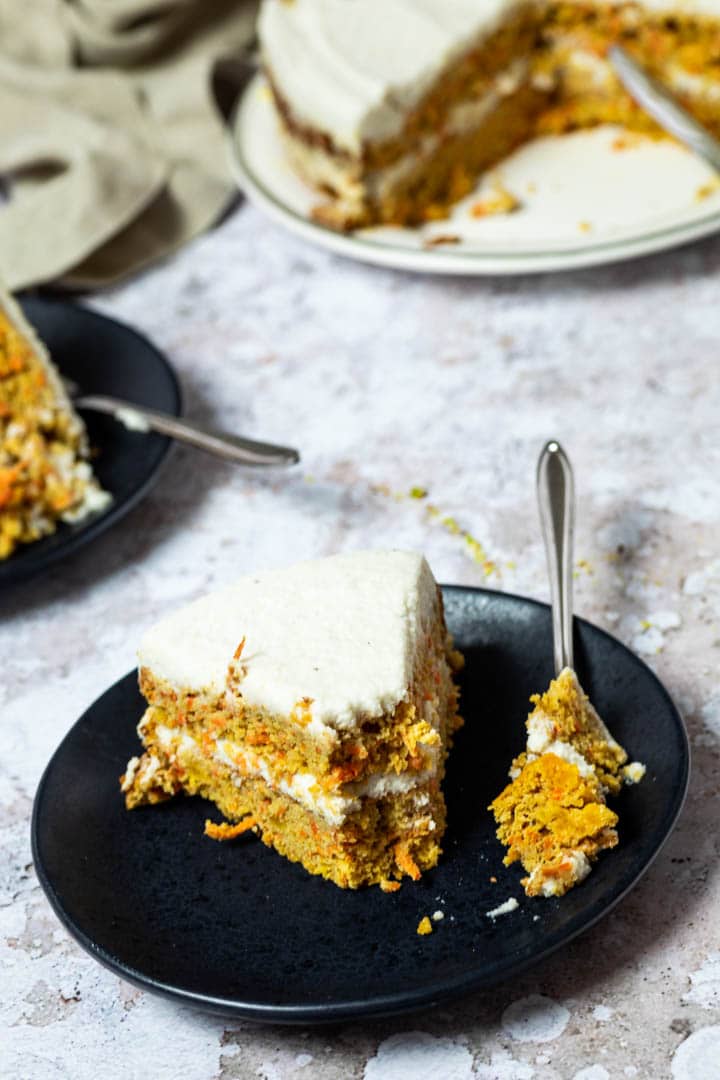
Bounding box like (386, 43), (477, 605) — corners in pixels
(2, 203), (720, 1080)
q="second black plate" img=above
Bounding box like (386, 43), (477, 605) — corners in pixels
(32, 586), (688, 1023)
(1, 298), (181, 586)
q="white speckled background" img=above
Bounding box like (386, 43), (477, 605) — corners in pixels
(2, 205), (720, 1079)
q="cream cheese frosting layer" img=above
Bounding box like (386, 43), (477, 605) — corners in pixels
(153, 723), (439, 827)
(260, 0), (720, 154)
(139, 550), (440, 731)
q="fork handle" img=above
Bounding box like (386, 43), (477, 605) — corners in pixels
(74, 394), (300, 468)
(537, 440), (575, 675)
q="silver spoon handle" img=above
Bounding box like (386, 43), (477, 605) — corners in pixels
(74, 395), (299, 467)
(609, 45), (720, 174)
(537, 440), (575, 675)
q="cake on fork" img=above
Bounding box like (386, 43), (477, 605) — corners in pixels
(490, 667), (645, 897)
(121, 550), (464, 889)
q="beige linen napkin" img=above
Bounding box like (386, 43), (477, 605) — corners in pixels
(0, 0), (257, 291)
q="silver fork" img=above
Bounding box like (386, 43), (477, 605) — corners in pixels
(609, 45), (720, 174)
(66, 384), (300, 468)
(537, 439), (575, 676)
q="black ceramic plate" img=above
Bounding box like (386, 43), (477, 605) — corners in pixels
(32, 587), (689, 1024)
(0, 298), (181, 586)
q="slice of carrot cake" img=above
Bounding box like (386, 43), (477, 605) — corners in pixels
(0, 287), (110, 559)
(121, 550), (464, 889)
(490, 667), (645, 897)
(258, 0), (720, 230)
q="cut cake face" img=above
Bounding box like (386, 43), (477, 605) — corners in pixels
(0, 287), (110, 559)
(121, 550), (464, 889)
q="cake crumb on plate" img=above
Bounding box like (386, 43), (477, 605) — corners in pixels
(486, 897), (519, 920)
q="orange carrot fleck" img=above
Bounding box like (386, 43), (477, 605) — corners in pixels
(204, 816), (257, 841)
(395, 842), (422, 881)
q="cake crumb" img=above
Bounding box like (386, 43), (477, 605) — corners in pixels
(696, 178), (720, 202)
(623, 761), (646, 784)
(204, 816), (257, 841)
(432, 910), (445, 922)
(486, 897), (519, 920)
(424, 234), (461, 248)
(380, 879), (401, 893)
(417, 916), (433, 936)
(470, 180), (521, 218)
(490, 875), (497, 883)
(611, 132), (644, 152)
(578, 220), (593, 233)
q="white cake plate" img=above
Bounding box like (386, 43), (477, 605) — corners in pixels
(229, 73), (720, 276)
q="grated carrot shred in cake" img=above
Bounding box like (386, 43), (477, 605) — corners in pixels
(204, 817), (258, 841)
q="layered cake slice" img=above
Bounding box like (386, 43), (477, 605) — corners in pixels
(0, 287), (110, 559)
(490, 668), (644, 897)
(121, 551), (464, 889)
(259, 0), (720, 230)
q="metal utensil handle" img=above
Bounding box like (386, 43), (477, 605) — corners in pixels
(537, 440), (575, 674)
(609, 45), (720, 174)
(74, 395), (300, 468)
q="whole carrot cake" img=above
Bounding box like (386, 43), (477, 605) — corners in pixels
(0, 287), (110, 559)
(259, 0), (720, 229)
(121, 550), (464, 889)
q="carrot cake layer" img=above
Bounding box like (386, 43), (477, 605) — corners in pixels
(490, 667), (645, 897)
(121, 550), (464, 889)
(259, 0), (720, 229)
(0, 286), (110, 559)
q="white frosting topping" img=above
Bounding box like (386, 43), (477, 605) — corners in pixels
(139, 550), (440, 731)
(260, 0), (720, 153)
(259, 0), (527, 151)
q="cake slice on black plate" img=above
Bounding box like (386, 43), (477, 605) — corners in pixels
(121, 550), (464, 889)
(0, 285), (110, 559)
